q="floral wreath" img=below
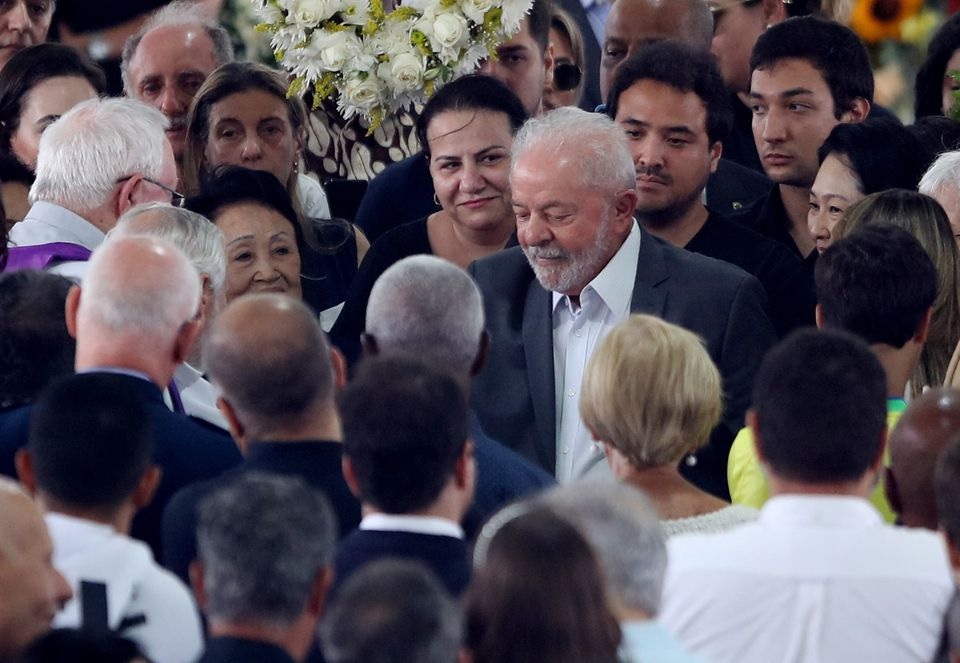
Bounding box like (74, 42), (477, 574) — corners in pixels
(254, 0), (534, 130)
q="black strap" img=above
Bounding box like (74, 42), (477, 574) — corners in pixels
(79, 580), (110, 632)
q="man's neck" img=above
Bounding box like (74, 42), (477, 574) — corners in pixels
(871, 342), (921, 399)
(637, 202), (709, 248)
(768, 474), (875, 499)
(246, 408), (342, 448)
(779, 183), (815, 256)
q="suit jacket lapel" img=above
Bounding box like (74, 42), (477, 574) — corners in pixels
(522, 281), (557, 472)
(631, 231), (669, 315)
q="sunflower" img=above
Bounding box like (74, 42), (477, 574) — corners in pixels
(850, 0), (924, 44)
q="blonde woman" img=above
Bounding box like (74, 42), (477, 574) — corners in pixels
(581, 314), (757, 536)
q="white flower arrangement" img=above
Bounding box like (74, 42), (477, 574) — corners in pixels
(254, 0), (533, 130)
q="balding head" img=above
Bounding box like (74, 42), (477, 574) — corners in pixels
(0, 478), (72, 661)
(365, 256), (485, 380)
(72, 236), (201, 383)
(887, 388), (960, 530)
(204, 294), (336, 441)
(600, 0), (713, 101)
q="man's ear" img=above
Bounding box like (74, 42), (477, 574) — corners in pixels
(469, 331), (491, 378)
(65, 285), (81, 340)
(709, 141), (722, 174)
(132, 466), (162, 509)
(342, 456), (361, 498)
(173, 319), (203, 365)
(115, 175), (142, 217)
(614, 188), (639, 226)
(330, 346), (348, 388)
(884, 466), (902, 516)
(308, 566), (335, 618)
(939, 527), (960, 573)
(840, 97), (870, 124)
(542, 42), (555, 93)
(189, 560), (207, 609)
(814, 303), (824, 330)
(14, 449), (37, 494)
(454, 439), (475, 490)
(217, 396), (248, 452)
(746, 409), (766, 462)
(914, 307), (934, 344)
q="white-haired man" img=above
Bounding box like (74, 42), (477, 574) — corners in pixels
(5, 97), (177, 280)
(363, 255), (554, 536)
(111, 202), (227, 429)
(122, 1), (234, 174)
(470, 107), (775, 498)
(919, 150), (960, 248)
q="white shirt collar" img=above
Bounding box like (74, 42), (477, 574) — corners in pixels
(360, 513), (464, 539)
(552, 221), (640, 317)
(19, 201), (105, 250)
(761, 495), (883, 528)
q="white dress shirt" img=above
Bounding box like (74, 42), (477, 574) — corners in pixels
(8, 201), (105, 281)
(359, 513), (465, 540)
(660, 495), (954, 663)
(553, 222), (639, 482)
(172, 363), (228, 430)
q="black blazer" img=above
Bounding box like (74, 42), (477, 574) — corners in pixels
(468, 233), (776, 497)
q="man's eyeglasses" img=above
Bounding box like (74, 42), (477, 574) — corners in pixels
(116, 175), (186, 207)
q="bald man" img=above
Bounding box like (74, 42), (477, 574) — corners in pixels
(0, 237), (241, 559)
(162, 294), (360, 585)
(887, 389), (960, 530)
(598, 0), (773, 220)
(0, 478), (72, 662)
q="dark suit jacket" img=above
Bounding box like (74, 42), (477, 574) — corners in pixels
(334, 529), (470, 597)
(0, 373), (241, 559)
(468, 234), (776, 497)
(197, 637), (296, 663)
(161, 440), (362, 585)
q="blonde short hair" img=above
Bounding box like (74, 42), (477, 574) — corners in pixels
(580, 315), (723, 467)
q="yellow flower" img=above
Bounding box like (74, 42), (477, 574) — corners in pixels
(850, 0), (923, 44)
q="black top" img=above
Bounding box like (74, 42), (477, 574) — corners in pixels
(685, 212), (816, 337)
(198, 637), (297, 663)
(743, 184), (804, 258)
(721, 93), (764, 174)
(353, 154), (438, 243)
(329, 217), (432, 363)
(334, 529), (471, 597)
(299, 227), (360, 315)
(161, 440), (361, 585)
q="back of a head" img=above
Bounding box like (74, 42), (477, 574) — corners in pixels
(466, 507), (620, 663)
(196, 472), (336, 627)
(321, 559), (461, 663)
(512, 107), (635, 194)
(28, 374), (154, 513)
(910, 117), (960, 167)
(113, 203), (226, 295)
(80, 236), (200, 343)
(338, 356), (468, 514)
(580, 314), (722, 468)
(816, 222), (938, 348)
(203, 294), (334, 429)
(0, 271), (74, 409)
(535, 483), (667, 617)
(818, 118), (926, 194)
(606, 40), (733, 145)
(936, 434), (960, 548)
(750, 16), (873, 117)
(915, 13), (960, 118)
(30, 98), (168, 212)
(366, 255), (484, 378)
(752, 328), (887, 485)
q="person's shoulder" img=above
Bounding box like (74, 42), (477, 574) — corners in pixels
(469, 246), (530, 285)
(367, 153), (429, 191)
(651, 232), (756, 285)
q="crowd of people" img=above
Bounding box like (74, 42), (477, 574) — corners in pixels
(4, 0), (960, 661)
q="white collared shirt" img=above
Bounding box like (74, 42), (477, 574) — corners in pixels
(172, 363), (228, 430)
(360, 513), (465, 540)
(553, 222), (640, 482)
(8, 201), (105, 281)
(660, 495), (954, 663)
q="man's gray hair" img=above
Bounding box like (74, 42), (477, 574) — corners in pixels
(81, 236), (200, 338)
(536, 482), (667, 616)
(321, 559), (462, 663)
(511, 107), (636, 194)
(121, 0), (235, 93)
(919, 150), (960, 198)
(366, 255), (485, 377)
(196, 472), (336, 627)
(29, 98), (168, 212)
(113, 203), (226, 293)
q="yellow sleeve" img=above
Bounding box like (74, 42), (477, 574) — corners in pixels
(727, 427), (771, 508)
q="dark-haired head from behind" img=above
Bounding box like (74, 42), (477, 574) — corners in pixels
(909, 116), (960, 167)
(751, 16), (873, 118)
(606, 40), (733, 145)
(14, 628), (149, 663)
(815, 223), (937, 349)
(415, 74), (528, 159)
(750, 328), (887, 485)
(0, 270), (75, 410)
(337, 356), (469, 514)
(321, 559), (462, 663)
(817, 118), (927, 194)
(21, 374), (155, 516)
(0, 43), (107, 155)
(915, 13), (960, 119)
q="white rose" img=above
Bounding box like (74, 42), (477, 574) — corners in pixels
(460, 0), (494, 25)
(321, 31), (362, 71)
(291, 0), (337, 27)
(379, 52), (425, 92)
(342, 77), (382, 111)
(431, 11), (468, 50)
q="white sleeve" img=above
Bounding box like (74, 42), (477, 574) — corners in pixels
(123, 566), (204, 663)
